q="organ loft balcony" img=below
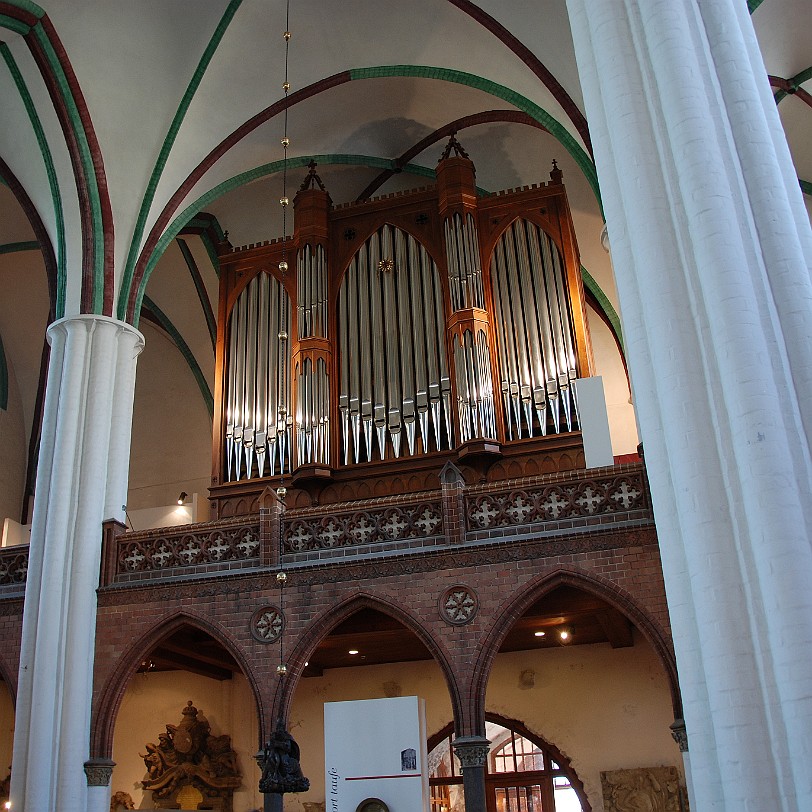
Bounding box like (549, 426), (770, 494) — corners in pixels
(0, 141), (648, 594)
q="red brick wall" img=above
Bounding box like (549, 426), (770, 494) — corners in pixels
(89, 523), (676, 756)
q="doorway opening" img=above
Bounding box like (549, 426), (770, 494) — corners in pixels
(428, 715), (588, 812)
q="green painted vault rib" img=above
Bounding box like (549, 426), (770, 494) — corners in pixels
(132, 154), (480, 324)
(182, 213), (227, 277)
(124, 63), (600, 319)
(30, 21), (105, 313)
(0, 14), (31, 35)
(142, 294), (213, 419)
(119, 0), (244, 322)
(0, 330), (7, 410)
(775, 66), (812, 104)
(800, 179), (812, 196)
(581, 265), (623, 351)
(132, 152), (623, 358)
(176, 237), (217, 348)
(349, 66), (601, 211)
(3, 0), (45, 17)
(0, 240), (40, 254)
(0, 42), (66, 315)
(748, 0), (766, 12)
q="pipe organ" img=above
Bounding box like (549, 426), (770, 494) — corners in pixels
(224, 271), (291, 481)
(211, 143), (594, 515)
(295, 243), (329, 467)
(338, 225), (452, 464)
(490, 219), (578, 439)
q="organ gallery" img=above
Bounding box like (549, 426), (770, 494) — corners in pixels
(211, 139), (594, 517)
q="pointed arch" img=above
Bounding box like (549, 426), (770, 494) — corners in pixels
(0, 3), (114, 314)
(468, 566), (681, 733)
(0, 154), (57, 320)
(270, 592), (462, 740)
(427, 712), (593, 812)
(124, 66), (598, 322)
(90, 610), (262, 759)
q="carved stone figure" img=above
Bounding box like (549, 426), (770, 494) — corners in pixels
(258, 723), (310, 794)
(601, 766), (683, 812)
(109, 790), (135, 811)
(140, 700), (241, 810)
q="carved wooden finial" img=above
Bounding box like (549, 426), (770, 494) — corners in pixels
(550, 159), (563, 184)
(440, 132), (470, 162)
(299, 159), (326, 192)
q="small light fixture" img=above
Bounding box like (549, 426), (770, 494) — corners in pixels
(534, 631), (546, 638)
(559, 629), (571, 642)
(177, 492), (187, 505)
(348, 649), (359, 655)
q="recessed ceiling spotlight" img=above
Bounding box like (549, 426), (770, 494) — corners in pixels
(559, 629), (571, 642)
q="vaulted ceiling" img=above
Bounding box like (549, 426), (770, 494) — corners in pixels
(0, 0), (809, 518)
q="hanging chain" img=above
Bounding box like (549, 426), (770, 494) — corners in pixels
(275, 0), (292, 681)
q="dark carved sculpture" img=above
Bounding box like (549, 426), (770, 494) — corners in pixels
(140, 700), (241, 808)
(258, 722), (310, 794)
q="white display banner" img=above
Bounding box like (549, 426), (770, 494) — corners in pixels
(324, 696), (430, 811)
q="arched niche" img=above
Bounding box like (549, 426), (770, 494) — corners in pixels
(98, 619), (262, 811)
(284, 598), (460, 811)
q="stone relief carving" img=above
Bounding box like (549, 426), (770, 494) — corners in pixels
(440, 585), (478, 625)
(251, 605), (285, 642)
(601, 766), (683, 812)
(109, 790), (135, 811)
(140, 700), (241, 810)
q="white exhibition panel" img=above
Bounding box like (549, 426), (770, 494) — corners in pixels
(324, 696), (430, 812)
(573, 376), (614, 468)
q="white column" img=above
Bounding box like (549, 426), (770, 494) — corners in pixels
(10, 315), (144, 812)
(565, 1), (812, 810)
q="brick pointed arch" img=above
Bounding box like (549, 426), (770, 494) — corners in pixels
(90, 610), (263, 759)
(269, 592), (462, 739)
(468, 566), (682, 733)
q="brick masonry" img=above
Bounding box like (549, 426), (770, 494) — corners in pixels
(87, 520), (675, 756)
(0, 463), (677, 758)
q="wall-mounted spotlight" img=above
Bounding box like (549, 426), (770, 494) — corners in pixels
(558, 628), (571, 643)
(177, 492), (188, 505)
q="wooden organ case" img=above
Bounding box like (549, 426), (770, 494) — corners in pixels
(210, 142), (594, 517)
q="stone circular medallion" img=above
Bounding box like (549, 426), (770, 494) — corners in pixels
(251, 606), (285, 643)
(440, 585), (479, 625)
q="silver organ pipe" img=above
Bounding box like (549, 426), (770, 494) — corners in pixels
(223, 273), (292, 481)
(453, 329), (497, 443)
(254, 273), (269, 478)
(445, 211), (495, 442)
(444, 212), (485, 310)
(338, 224), (452, 463)
(295, 244), (330, 466)
(490, 219), (579, 438)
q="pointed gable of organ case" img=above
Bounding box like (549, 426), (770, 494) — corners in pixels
(211, 144), (593, 515)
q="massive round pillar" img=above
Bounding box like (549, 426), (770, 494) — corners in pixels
(10, 315), (143, 812)
(565, 1), (812, 809)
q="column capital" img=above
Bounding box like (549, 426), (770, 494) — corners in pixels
(452, 736), (491, 769)
(83, 758), (115, 786)
(669, 719), (688, 753)
(46, 312), (144, 351)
